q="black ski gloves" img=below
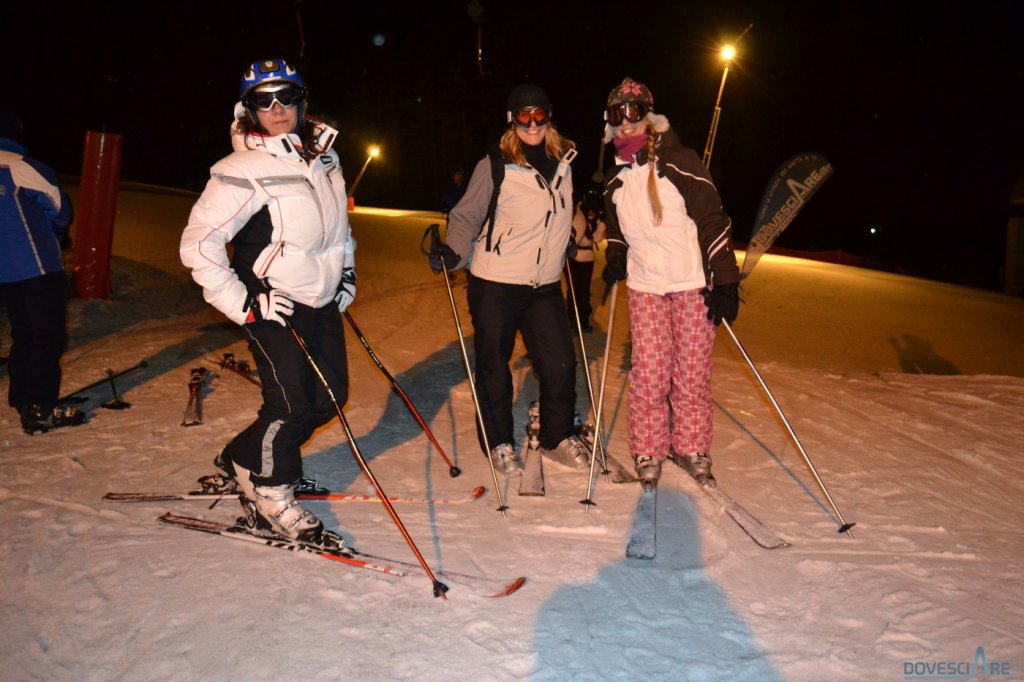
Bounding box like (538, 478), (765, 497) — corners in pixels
(428, 243), (460, 274)
(702, 282), (740, 326)
(602, 242), (627, 285)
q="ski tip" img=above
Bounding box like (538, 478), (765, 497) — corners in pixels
(469, 486), (486, 500)
(487, 576), (526, 598)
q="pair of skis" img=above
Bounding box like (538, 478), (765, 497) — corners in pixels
(515, 401), (639, 497)
(180, 353), (257, 427)
(179, 354), (260, 427)
(157, 513), (525, 598)
(110, 477), (522, 596)
(625, 465), (790, 560)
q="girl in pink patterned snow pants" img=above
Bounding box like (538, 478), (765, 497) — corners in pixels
(598, 77), (741, 487)
(627, 288), (715, 459)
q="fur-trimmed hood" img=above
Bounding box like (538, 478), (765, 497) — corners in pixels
(602, 112), (670, 144)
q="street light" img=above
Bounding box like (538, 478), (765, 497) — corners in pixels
(348, 145), (381, 198)
(701, 44), (736, 170)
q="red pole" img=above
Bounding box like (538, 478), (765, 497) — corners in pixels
(73, 131), (123, 299)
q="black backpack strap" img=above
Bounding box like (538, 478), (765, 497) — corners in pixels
(483, 149), (505, 252)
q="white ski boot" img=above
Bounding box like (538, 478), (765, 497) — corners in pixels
(232, 463), (324, 541)
(489, 443), (523, 474)
(540, 435), (590, 470)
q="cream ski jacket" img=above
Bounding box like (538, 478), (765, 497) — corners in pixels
(180, 121), (354, 325)
(445, 147), (575, 287)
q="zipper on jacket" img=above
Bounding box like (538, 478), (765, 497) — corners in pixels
(256, 241), (286, 278)
(301, 176), (325, 248)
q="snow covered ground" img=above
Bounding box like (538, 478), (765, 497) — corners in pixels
(1, 189), (1023, 681)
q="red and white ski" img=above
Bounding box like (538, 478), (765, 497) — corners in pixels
(157, 512), (526, 598)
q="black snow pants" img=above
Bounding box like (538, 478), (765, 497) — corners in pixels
(0, 271), (67, 411)
(466, 274), (577, 453)
(221, 302), (348, 486)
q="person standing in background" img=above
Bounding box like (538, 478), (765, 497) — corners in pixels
(0, 109), (86, 435)
(566, 189), (607, 332)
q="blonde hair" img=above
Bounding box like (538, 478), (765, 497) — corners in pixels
(499, 124), (576, 167)
(645, 127), (663, 225)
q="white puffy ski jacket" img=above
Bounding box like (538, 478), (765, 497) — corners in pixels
(180, 120), (354, 325)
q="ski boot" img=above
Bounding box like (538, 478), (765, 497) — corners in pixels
(670, 450), (716, 488)
(634, 456), (662, 491)
(540, 435), (590, 470)
(230, 462), (326, 542)
(20, 404), (87, 435)
(489, 443), (523, 474)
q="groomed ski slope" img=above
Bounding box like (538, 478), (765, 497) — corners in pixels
(1, 189), (1022, 681)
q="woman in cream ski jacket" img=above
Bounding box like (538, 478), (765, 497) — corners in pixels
(430, 84), (592, 475)
(180, 59), (355, 542)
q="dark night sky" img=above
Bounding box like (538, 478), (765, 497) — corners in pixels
(6, 1), (1023, 289)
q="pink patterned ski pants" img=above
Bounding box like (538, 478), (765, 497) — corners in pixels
(627, 288), (716, 460)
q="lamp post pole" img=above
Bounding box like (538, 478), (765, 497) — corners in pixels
(702, 44), (736, 170)
(348, 145), (380, 198)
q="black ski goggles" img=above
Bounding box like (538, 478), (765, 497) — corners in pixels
(244, 85), (307, 111)
(606, 102), (649, 126)
(511, 107), (551, 128)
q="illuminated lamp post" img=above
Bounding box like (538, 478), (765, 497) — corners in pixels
(701, 43), (736, 170)
(347, 145), (380, 209)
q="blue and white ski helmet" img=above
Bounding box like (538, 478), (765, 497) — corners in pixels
(239, 59), (307, 132)
(239, 59), (305, 98)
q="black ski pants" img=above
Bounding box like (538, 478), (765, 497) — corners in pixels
(0, 271), (67, 412)
(221, 302), (348, 486)
(467, 274), (577, 452)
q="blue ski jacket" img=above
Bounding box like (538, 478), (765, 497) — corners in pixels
(0, 138), (73, 284)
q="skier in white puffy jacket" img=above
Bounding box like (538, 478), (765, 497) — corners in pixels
(180, 59), (355, 542)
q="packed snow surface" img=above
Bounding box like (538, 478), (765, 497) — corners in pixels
(1, 191), (1022, 681)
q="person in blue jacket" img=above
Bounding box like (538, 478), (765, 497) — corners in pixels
(0, 110), (86, 435)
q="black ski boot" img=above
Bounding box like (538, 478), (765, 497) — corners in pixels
(20, 405), (87, 435)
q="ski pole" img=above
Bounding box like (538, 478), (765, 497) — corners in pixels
(721, 319), (855, 537)
(424, 224), (507, 516)
(582, 282), (619, 511)
(284, 319), (449, 599)
(564, 262), (611, 475)
(343, 311), (462, 478)
(59, 360), (148, 404)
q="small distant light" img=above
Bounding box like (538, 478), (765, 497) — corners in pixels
(869, 227), (879, 235)
(372, 33), (385, 47)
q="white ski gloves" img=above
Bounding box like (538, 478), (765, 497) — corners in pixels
(244, 290), (294, 326)
(335, 267), (356, 313)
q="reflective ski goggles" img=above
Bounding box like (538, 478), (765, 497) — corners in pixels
(511, 107), (551, 128)
(606, 102), (649, 126)
(244, 85), (307, 111)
